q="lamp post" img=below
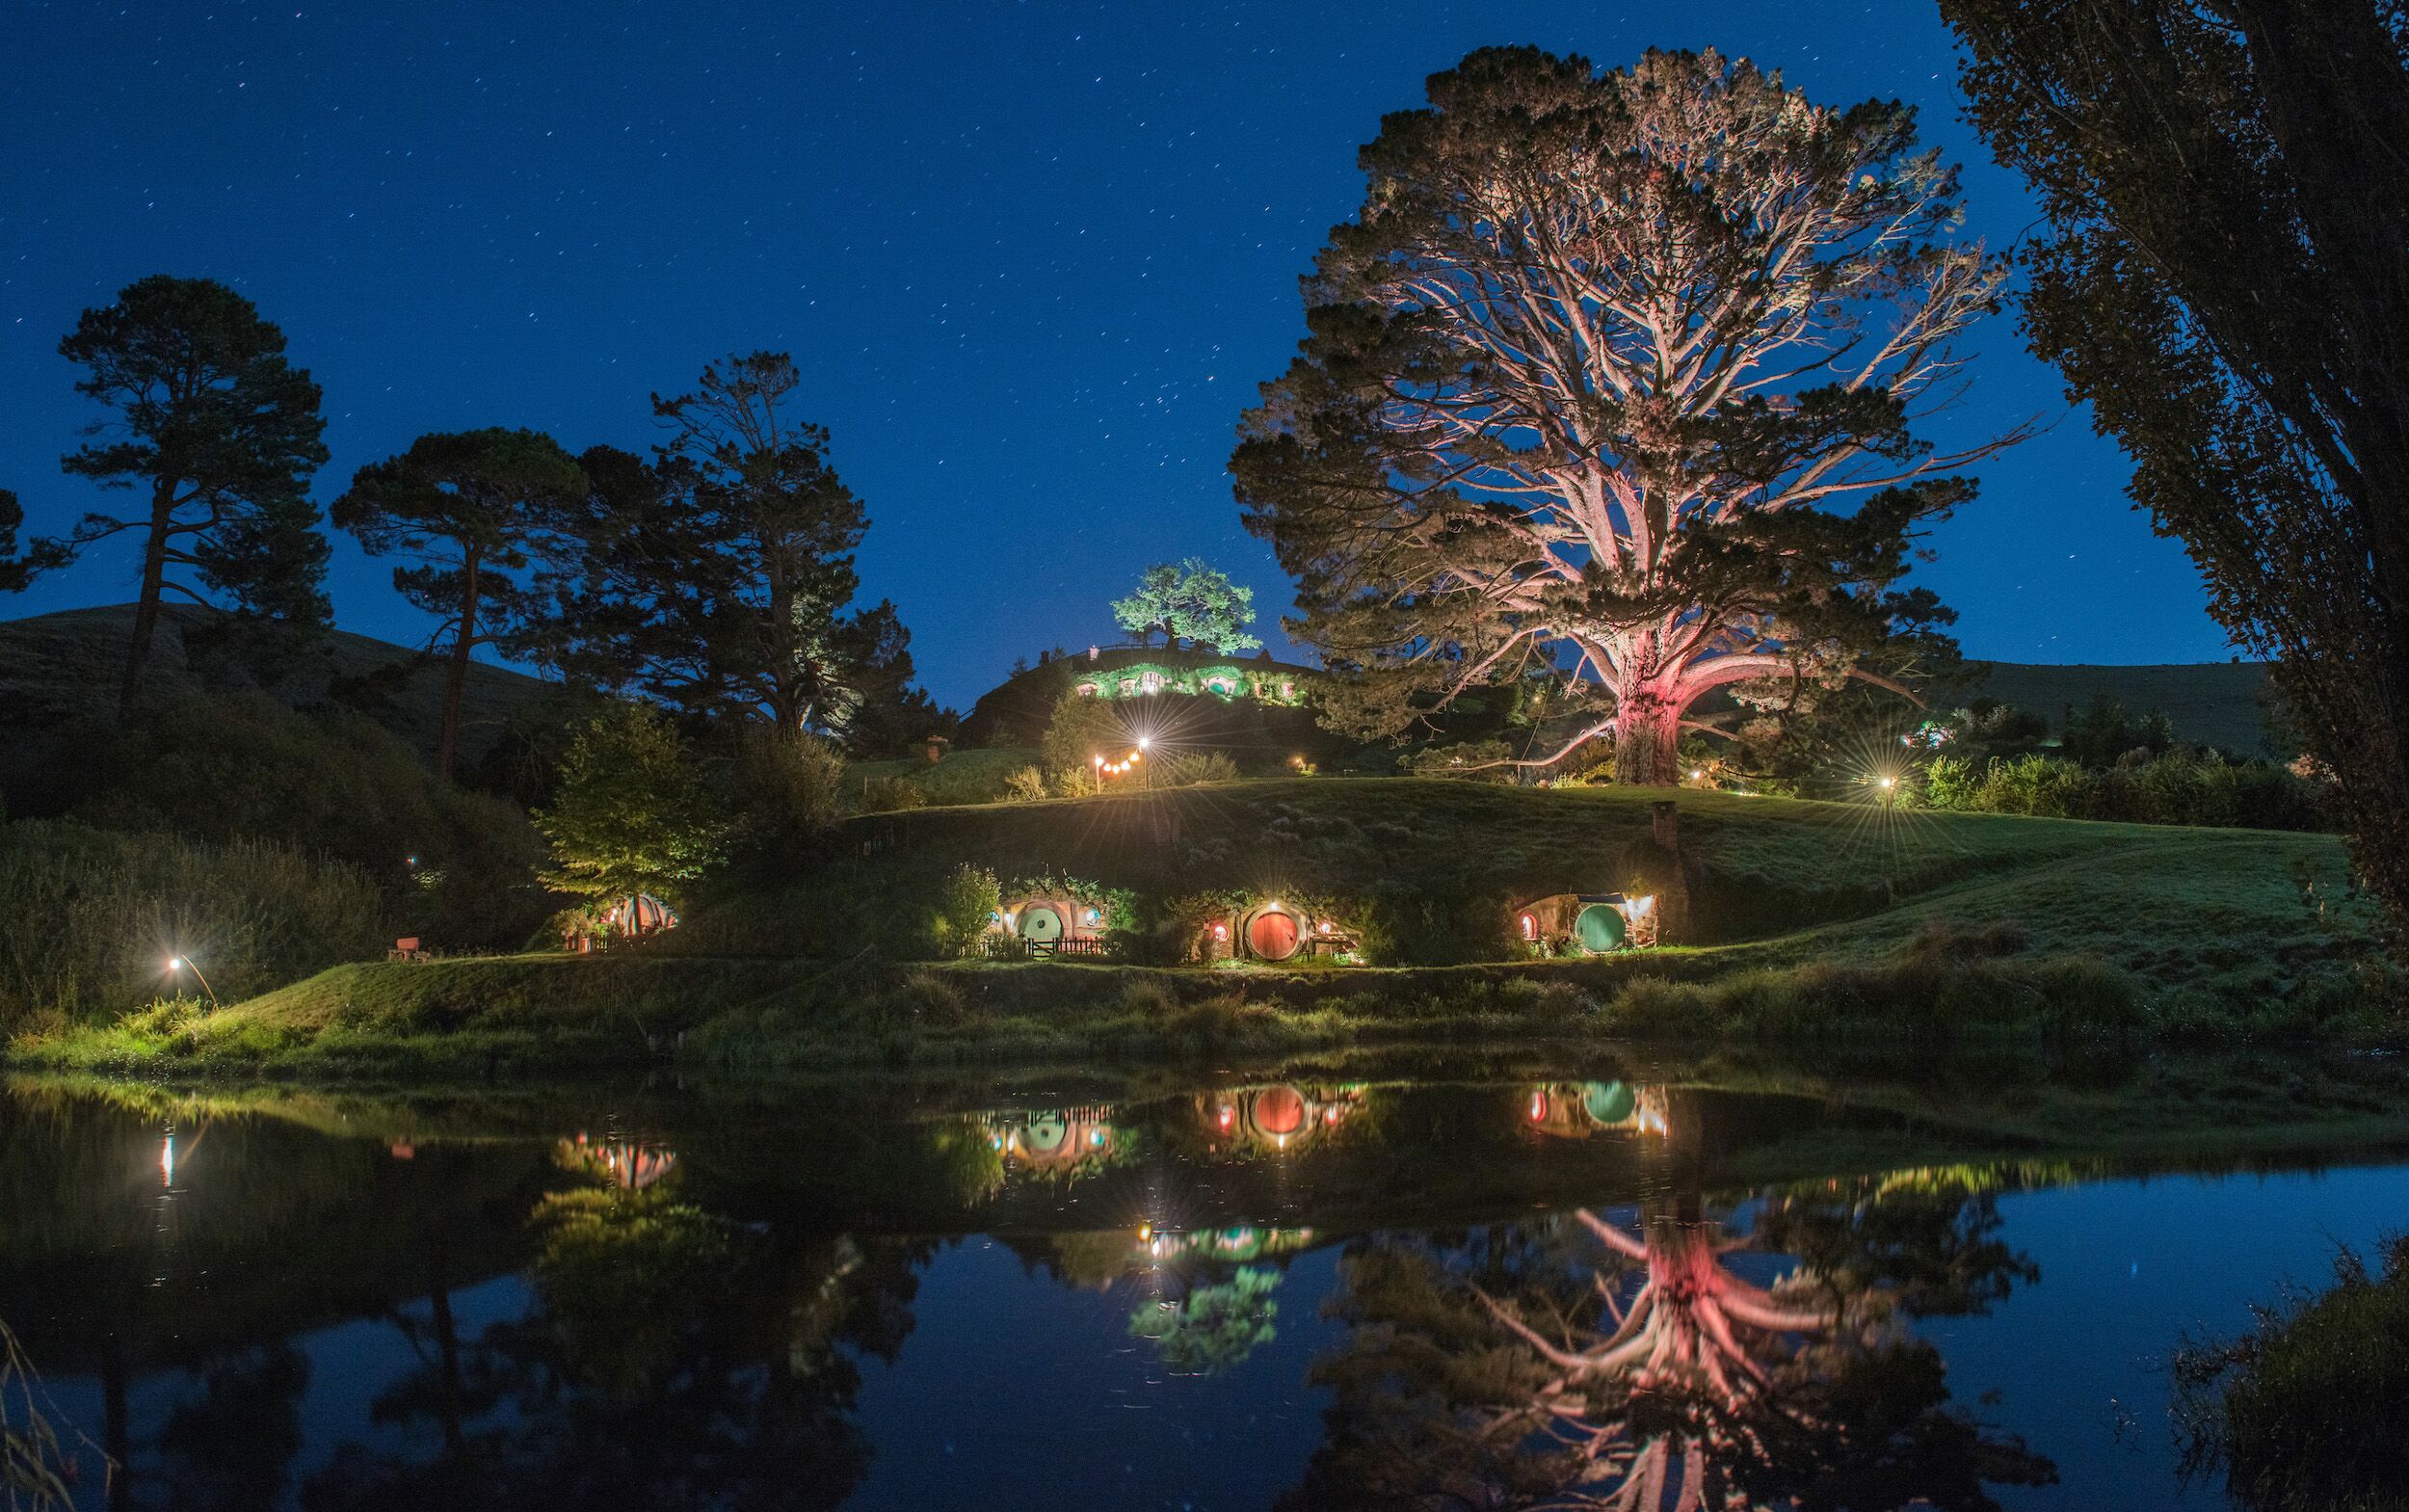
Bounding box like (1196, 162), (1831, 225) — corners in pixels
(167, 955), (219, 1007)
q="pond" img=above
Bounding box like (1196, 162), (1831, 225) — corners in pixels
(4, 1053), (2407, 1510)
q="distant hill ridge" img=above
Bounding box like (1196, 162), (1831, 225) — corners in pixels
(0, 602), (555, 766)
(1, 603), (2279, 761)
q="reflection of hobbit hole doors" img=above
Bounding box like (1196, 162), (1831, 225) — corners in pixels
(1247, 910), (1300, 961)
(1575, 903), (1628, 954)
(1019, 905), (1065, 943)
(1252, 1085), (1307, 1136)
(1581, 1080), (1635, 1125)
(1022, 1114), (1068, 1153)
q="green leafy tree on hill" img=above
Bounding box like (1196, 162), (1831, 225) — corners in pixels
(55, 275), (332, 712)
(333, 429), (588, 782)
(1111, 559), (1263, 653)
(536, 703), (728, 933)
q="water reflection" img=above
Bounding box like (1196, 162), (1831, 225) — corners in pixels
(1288, 1092), (2053, 1509)
(3, 1061), (2405, 1509)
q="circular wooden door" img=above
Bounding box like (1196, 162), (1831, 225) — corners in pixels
(1575, 904), (1628, 954)
(1247, 910), (1300, 960)
(1019, 905), (1064, 942)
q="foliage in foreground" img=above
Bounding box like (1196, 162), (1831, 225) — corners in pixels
(2174, 1233), (2409, 1512)
(1942, 0), (2409, 951)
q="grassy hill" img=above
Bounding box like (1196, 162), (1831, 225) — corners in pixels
(0, 602), (558, 766)
(13, 779), (2390, 1078)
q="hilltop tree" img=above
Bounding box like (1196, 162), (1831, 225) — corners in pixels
(536, 702), (728, 932)
(1110, 558), (1263, 653)
(56, 275), (331, 712)
(1111, 563), (1184, 648)
(0, 490), (70, 595)
(543, 355), (948, 753)
(1939, 0), (2409, 942)
(1234, 48), (2005, 784)
(332, 429), (587, 782)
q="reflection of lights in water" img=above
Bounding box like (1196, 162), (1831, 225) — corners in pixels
(1528, 1093), (1548, 1124)
(160, 1130), (174, 1187)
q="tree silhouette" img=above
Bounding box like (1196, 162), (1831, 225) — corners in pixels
(56, 275), (331, 713)
(332, 429), (587, 782)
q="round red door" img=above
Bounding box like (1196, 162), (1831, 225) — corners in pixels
(1247, 910), (1299, 960)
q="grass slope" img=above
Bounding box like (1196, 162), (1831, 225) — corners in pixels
(16, 781), (2393, 1079)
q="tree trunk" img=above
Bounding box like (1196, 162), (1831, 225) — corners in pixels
(118, 476), (179, 716)
(438, 552), (481, 783)
(1611, 689), (1683, 786)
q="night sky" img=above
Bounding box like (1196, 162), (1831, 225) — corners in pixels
(1, 1), (2235, 709)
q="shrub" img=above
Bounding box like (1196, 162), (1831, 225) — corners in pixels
(1157, 750), (1241, 786)
(1357, 883), (1515, 966)
(932, 862), (1002, 957)
(1002, 766), (1049, 803)
(0, 819), (384, 1033)
(858, 775), (929, 813)
(731, 728), (848, 850)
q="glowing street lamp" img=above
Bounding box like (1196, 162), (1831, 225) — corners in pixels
(167, 954), (219, 1007)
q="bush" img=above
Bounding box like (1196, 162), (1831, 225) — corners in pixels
(932, 862), (1001, 957)
(1157, 750), (1241, 786)
(1919, 749), (2325, 831)
(1357, 883), (1516, 966)
(858, 775), (929, 813)
(0, 819), (384, 1034)
(1002, 766), (1049, 803)
(731, 728), (848, 851)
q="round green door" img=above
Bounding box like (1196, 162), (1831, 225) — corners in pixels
(1575, 904), (1628, 954)
(1019, 905), (1064, 942)
(1581, 1080), (1635, 1125)
(1022, 1114), (1068, 1153)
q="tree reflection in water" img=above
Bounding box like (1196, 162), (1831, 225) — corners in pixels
(1285, 1093), (2055, 1511)
(300, 1136), (931, 1512)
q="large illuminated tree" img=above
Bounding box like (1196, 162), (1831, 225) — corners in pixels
(1234, 48), (2009, 783)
